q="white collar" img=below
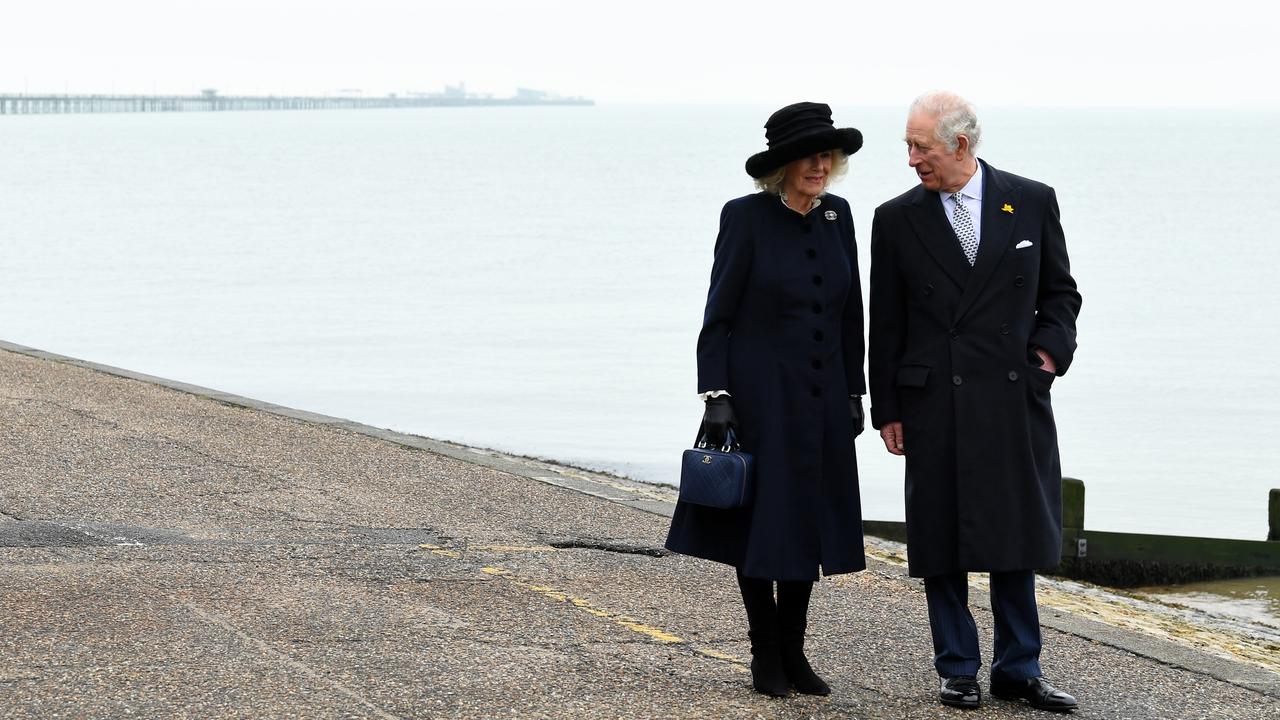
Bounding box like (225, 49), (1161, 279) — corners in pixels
(779, 191), (822, 215)
(946, 161), (984, 202)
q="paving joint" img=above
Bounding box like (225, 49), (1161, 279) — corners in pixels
(178, 598), (403, 720)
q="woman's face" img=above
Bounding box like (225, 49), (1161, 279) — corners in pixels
(783, 151), (834, 200)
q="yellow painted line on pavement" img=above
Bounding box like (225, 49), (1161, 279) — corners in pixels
(417, 546), (746, 669)
(418, 543), (461, 559)
(480, 567), (681, 642)
(481, 567), (740, 655)
(691, 647), (746, 666)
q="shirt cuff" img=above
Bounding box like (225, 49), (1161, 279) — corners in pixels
(699, 390), (731, 401)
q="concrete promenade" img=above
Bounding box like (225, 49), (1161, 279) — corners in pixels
(2, 343), (1278, 719)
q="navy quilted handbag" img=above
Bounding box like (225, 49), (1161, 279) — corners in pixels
(678, 429), (755, 509)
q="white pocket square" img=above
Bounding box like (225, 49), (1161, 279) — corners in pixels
(1015, 240), (1034, 249)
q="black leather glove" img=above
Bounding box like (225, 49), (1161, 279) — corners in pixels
(701, 396), (737, 449)
(849, 395), (865, 438)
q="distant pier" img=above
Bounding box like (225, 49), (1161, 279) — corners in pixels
(0, 90), (593, 116)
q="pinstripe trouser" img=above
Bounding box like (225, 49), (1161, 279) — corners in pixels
(923, 570), (1043, 681)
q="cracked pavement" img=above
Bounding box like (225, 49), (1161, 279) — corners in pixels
(2, 346), (1279, 719)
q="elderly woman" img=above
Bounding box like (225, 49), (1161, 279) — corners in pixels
(665, 102), (867, 698)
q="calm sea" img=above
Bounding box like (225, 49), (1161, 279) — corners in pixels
(2, 104), (1278, 548)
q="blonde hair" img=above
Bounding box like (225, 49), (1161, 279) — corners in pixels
(753, 149), (849, 194)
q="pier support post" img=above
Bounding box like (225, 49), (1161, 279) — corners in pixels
(1269, 488), (1279, 541)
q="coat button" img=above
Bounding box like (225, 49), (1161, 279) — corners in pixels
(811, 359), (822, 370)
(812, 275), (823, 286)
(924, 284), (934, 296)
(813, 330), (824, 341)
(1008, 371), (1019, 381)
(806, 248), (817, 259)
(811, 387), (822, 398)
(1014, 275), (1025, 287)
(949, 328), (959, 339)
(1000, 323), (1010, 335)
(811, 302), (822, 314)
(952, 375), (963, 386)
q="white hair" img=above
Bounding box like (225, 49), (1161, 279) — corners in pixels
(910, 91), (981, 154)
(753, 149), (849, 194)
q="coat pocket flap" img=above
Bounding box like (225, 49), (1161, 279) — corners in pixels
(895, 365), (931, 388)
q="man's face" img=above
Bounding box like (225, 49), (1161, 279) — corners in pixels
(905, 112), (971, 193)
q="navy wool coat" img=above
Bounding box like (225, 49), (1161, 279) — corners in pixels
(868, 161), (1082, 578)
(665, 191), (867, 581)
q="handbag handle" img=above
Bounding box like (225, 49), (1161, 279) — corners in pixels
(695, 427), (741, 453)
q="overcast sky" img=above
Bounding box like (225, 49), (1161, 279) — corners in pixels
(4, 0), (1277, 106)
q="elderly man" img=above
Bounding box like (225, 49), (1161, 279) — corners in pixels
(868, 91), (1082, 712)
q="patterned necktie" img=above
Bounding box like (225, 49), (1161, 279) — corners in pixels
(951, 193), (978, 266)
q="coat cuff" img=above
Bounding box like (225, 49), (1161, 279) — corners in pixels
(869, 402), (899, 430)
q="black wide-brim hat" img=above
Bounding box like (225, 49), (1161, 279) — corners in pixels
(745, 101), (863, 179)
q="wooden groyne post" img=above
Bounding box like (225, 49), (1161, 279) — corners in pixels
(867, 480), (1280, 586)
(1061, 477), (1086, 559)
(1270, 488), (1279, 542)
(1057, 482), (1280, 586)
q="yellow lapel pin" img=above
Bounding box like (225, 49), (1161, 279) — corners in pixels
(1002, 203), (1014, 214)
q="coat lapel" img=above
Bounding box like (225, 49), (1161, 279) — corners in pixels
(953, 160), (1021, 323)
(903, 186), (970, 290)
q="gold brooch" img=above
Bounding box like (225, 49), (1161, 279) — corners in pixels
(1002, 203), (1014, 214)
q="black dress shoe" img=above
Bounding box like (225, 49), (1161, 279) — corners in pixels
(990, 676), (1078, 712)
(939, 676), (981, 709)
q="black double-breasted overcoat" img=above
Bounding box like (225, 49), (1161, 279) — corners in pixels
(665, 191), (866, 582)
(868, 160), (1082, 578)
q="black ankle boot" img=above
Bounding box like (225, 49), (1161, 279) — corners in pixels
(779, 636), (830, 695)
(748, 630), (790, 697)
(777, 580), (829, 695)
(737, 569), (789, 698)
